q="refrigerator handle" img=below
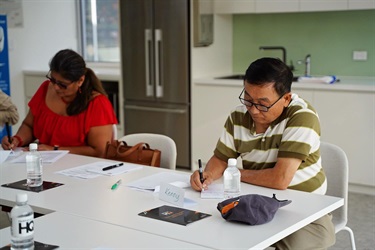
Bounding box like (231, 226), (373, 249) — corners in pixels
(145, 29), (153, 97)
(154, 29), (163, 98)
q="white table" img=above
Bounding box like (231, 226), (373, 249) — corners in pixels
(0, 212), (210, 249)
(1, 153), (344, 249)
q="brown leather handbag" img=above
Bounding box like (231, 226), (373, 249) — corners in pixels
(105, 140), (161, 167)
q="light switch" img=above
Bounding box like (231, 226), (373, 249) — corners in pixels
(353, 51), (368, 61)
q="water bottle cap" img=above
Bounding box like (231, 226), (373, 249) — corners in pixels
(29, 143), (38, 150)
(228, 158), (237, 166)
(16, 193), (28, 203)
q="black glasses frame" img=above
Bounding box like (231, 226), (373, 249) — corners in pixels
(238, 88), (285, 112)
(45, 72), (74, 89)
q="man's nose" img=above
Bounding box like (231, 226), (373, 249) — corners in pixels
(248, 105), (260, 114)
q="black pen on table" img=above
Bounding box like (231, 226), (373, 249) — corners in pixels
(102, 162), (124, 171)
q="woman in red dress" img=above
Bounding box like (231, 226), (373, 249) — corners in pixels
(1, 49), (117, 158)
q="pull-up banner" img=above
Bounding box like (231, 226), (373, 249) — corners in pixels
(0, 15), (12, 138)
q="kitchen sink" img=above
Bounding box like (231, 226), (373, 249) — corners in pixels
(215, 74), (244, 80)
(216, 74), (299, 82)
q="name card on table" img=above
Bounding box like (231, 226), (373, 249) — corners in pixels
(159, 182), (185, 207)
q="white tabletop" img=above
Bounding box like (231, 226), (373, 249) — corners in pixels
(0, 212), (210, 249)
(0, 153), (344, 250)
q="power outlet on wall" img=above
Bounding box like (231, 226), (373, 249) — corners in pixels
(353, 51), (368, 61)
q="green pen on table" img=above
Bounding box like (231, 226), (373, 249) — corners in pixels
(111, 179), (122, 190)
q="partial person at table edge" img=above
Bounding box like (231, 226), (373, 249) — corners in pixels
(190, 57), (335, 250)
(1, 49), (117, 158)
(0, 89), (20, 139)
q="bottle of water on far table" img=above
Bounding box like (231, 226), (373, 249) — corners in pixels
(26, 143), (42, 187)
(11, 193), (34, 250)
(223, 158), (241, 199)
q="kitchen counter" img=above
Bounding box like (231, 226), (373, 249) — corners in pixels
(24, 64), (121, 81)
(194, 75), (375, 93)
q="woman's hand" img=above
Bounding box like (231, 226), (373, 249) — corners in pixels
(1, 135), (21, 150)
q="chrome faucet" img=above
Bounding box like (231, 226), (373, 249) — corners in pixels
(259, 46), (286, 63)
(305, 54), (311, 76)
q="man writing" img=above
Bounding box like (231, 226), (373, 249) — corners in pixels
(190, 58), (335, 249)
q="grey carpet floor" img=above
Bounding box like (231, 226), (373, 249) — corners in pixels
(1, 192), (374, 249)
(331, 193), (375, 250)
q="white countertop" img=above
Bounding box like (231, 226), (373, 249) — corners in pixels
(194, 75), (375, 93)
(24, 64), (121, 82)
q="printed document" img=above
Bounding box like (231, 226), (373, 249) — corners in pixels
(57, 161), (142, 179)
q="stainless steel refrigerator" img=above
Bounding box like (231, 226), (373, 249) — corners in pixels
(120, 0), (191, 170)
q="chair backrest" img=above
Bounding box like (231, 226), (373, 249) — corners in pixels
(320, 141), (349, 232)
(112, 124), (118, 140)
(119, 133), (177, 170)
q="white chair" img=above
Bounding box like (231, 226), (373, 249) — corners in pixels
(320, 141), (356, 250)
(119, 133), (177, 170)
(112, 124), (118, 140)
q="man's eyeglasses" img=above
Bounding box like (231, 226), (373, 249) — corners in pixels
(238, 88), (285, 112)
(45, 73), (74, 89)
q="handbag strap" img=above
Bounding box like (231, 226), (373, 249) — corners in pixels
(116, 141), (150, 157)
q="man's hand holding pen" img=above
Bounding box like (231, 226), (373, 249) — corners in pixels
(190, 159), (213, 192)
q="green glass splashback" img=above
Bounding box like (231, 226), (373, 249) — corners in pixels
(233, 10), (375, 77)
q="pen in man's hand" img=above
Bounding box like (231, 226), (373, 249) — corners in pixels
(5, 122), (12, 144)
(102, 163), (124, 171)
(198, 159), (204, 184)
(111, 179), (122, 190)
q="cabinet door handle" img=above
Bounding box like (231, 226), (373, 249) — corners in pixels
(125, 105), (186, 114)
(154, 29), (163, 98)
(145, 29), (153, 97)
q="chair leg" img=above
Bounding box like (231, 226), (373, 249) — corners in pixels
(342, 226), (356, 250)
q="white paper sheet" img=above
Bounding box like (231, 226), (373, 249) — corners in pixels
(86, 162), (143, 176)
(56, 161), (143, 179)
(11, 150), (69, 163)
(0, 150), (11, 164)
(201, 183), (224, 199)
(126, 172), (190, 192)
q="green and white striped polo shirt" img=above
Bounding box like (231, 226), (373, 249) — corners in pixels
(214, 93), (327, 194)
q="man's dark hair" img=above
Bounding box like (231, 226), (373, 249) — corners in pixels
(244, 57), (293, 96)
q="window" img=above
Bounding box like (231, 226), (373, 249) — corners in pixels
(79, 0), (120, 62)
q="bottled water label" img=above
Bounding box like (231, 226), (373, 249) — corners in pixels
(11, 214), (34, 237)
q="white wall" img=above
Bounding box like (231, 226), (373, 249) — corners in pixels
(190, 13), (233, 169)
(8, 0), (78, 132)
(191, 14), (232, 78)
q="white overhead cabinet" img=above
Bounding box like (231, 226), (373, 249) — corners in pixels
(299, 0), (348, 12)
(256, 0), (299, 13)
(348, 0), (375, 9)
(214, 0), (375, 14)
(214, 0), (256, 14)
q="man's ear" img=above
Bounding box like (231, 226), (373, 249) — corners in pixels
(283, 92), (292, 107)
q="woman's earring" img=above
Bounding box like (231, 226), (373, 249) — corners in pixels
(78, 87), (82, 94)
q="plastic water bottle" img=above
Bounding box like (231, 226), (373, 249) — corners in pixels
(26, 143), (42, 187)
(10, 193), (34, 250)
(223, 158), (241, 198)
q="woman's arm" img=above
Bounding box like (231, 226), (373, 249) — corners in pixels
(37, 124), (113, 158)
